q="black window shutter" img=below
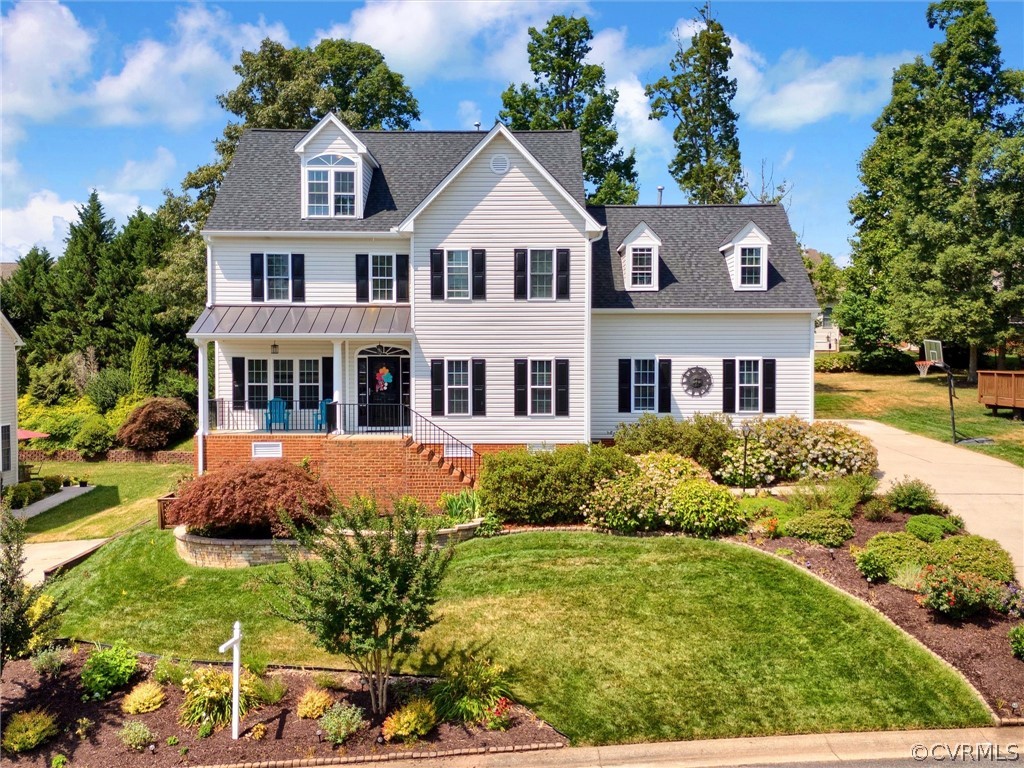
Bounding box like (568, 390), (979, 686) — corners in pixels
(763, 359), (777, 414)
(355, 254), (369, 302)
(658, 359), (672, 414)
(555, 359), (569, 416)
(722, 359), (737, 414)
(472, 358), (486, 416)
(514, 359), (528, 416)
(556, 248), (570, 299)
(431, 359), (445, 416)
(430, 249), (444, 300)
(396, 254), (409, 302)
(618, 359), (632, 413)
(231, 357), (245, 411)
(472, 248), (486, 299)
(250, 254), (264, 302)
(291, 254), (305, 302)
(514, 248), (527, 300)
(321, 357), (334, 401)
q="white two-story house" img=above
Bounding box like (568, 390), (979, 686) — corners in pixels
(188, 115), (817, 502)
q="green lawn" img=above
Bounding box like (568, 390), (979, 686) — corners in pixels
(816, 371), (1024, 467)
(23, 461), (190, 542)
(51, 529), (990, 744)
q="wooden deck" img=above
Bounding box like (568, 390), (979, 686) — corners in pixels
(977, 370), (1024, 416)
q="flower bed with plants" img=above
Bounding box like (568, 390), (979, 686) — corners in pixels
(2, 475), (88, 511)
(0, 648), (564, 767)
(741, 475), (1024, 720)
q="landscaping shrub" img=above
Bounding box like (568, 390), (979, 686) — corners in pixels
(431, 656), (511, 724)
(862, 498), (891, 522)
(856, 346), (917, 374)
(180, 667), (258, 729)
(613, 413), (687, 455)
(121, 680), (167, 714)
(886, 477), (940, 514)
(85, 367), (131, 413)
(382, 698), (437, 743)
(664, 479), (744, 538)
(483, 697), (514, 731)
(584, 452), (710, 533)
(917, 565), (1002, 620)
(116, 397), (196, 451)
(803, 421), (879, 480)
(479, 444), (633, 524)
(906, 514), (961, 543)
(612, 413), (736, 473)
(890, 562), (925, 592)
(71, 414), (114, 458)
(155, 369), (199, 409)
(318, 703), (367, 745)
(782, 511), (854, 548)
(928, 535), (1015, 583)
(996, 584), (1024, 619)
(17, 394), (101, 451)
(854, 533), (931, 582)
(130, 335), (158, 396)
(30, 647), (65, 677)
(297, 687), (334, 719)
(81, 641), (137, 699)
(253, 675), (288, 705)
(28, 359), (77, 406)
(104, 393), (145, 434)
(788, 474), (876, 519)
(152, 657), (192, 687)
(1010, 625), (1024, 660)
(814, 351), (858, 373)
(118, 720), (156, 751)
(175, 460), (331, 538)
(40, 476), (63, 495)
(1, 709), (58, 753)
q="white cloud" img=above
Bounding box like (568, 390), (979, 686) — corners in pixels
(113, 147), (177, 191)
(0, 1), (95, 121)
(90, 4), (292, 128)
(0, 190), (79, 262)
(456, 101), (483, 130)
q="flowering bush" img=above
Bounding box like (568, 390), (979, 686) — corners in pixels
(664, 480), (744, 538)
(995, 584), (1024, 619)
(483, 697), (514, 731)
(916, 565), (1002, 620)
(814, 352), (858, 373)
(1010, 625), (1024, 660)
(584, 453), (711, 533)
(717, 417), (877, 486)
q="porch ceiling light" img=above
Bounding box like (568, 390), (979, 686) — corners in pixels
(271, 343), (279, 355)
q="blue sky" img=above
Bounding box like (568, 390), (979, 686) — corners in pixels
(1, 0), (1021, 264)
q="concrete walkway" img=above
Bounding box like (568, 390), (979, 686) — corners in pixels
(359, 726), (1024, 768)
(840, 419), (1024, 582)
(22, 538), (107, 585)
(11, 484), (94, 521)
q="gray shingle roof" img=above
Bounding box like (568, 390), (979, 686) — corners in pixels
(588, 204), (818, 310)
(188, 305), (411, 337)
(206, 128), (585, 232)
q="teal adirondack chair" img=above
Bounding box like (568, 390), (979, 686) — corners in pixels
(265, 398), (290, 431)
(314, 399), (332, 432)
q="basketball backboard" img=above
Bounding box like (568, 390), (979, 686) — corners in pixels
(923, 339), (944, 365)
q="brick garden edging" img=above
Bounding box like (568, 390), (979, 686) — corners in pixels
(19, 447), (194, 464)
(193, 741), (566, 768)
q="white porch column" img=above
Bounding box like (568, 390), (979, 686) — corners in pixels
(196, 340), (209, 475)
(332, 340), (343, 433)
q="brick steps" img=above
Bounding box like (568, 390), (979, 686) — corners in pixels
(405, 438), (477, 487)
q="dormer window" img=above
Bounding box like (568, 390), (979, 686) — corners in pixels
(618, 222), (661, 292)
(720, 221), (771, 291)
(630, 247), (654, 287)
(740, 247), (762, 286)
(306, 154), (356, 217)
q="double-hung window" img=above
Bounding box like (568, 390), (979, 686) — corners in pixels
(631, 247), (653, 287)
(266, 254), (290, 301)
(446, 250), (470, 299)
(273, 359), (294, 404)
(530, 360), (553, 414)
(529, 249), (554, 299)
(372, 254), (394, 302)
(738, 359), (761, 413)
(633, 359), (656, 412)
(247, 360), (269, 409)
(306, 154), (356, 218)
(299, 359), (320, 409)
(446, 360), (470, 415)
(740, 247), (762, 287)
(1, 425), (10, 473)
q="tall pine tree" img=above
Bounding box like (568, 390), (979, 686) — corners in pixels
(646, 3), (744, 204)
(500, 14), (638, 204)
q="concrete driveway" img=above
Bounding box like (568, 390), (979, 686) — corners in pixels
(22, 539), (108, 585)
(840, 419), (1024, 583)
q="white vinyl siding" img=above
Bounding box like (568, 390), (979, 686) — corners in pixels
(591, 312), (814, 438)
(210, 236), (410, 304)
(411, 133), (589, 443)
(0, 323), (18, 487)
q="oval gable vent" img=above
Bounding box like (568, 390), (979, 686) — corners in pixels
(490, 154), (510, 175)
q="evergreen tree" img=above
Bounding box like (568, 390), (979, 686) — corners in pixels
(500, 14), (638, 203)
(646, 3), (745, 204)
(0, 247), (52, 341)
(130, 335), (157, 396)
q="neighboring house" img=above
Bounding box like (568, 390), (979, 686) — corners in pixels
(803, 248), (842, 352)
(1, 311), (23, 490)
(187, 115), (817, 501)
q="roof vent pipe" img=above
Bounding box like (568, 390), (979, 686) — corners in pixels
(657, 186), (664, 205)
(474, 121), (481, 131)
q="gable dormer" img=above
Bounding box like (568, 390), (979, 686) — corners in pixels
(294, 113), (379, 220)
(719, 221), (771, 291)
(617, 221), (662, 292)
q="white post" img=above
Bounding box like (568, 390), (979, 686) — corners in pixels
(218, 621), (242, 740)
(197, 341), (209, 476)
(333, 340), (343, 432)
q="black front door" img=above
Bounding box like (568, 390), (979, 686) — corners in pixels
(363, 356), (404, 428)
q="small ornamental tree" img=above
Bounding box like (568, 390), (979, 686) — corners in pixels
(116, 397), (196, 451)
(129, 336), (157, 396)
(270, 497), (453, 714)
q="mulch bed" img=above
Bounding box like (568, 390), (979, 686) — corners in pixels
(741, 508), (1024, 720)
(0, 654), (565, 768)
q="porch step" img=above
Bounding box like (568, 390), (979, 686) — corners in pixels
(403, 439), (478, 489)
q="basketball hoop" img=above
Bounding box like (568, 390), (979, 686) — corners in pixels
(915, 360), (932, 378)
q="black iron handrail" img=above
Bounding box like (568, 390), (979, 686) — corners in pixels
(406, 406), (482, 481)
